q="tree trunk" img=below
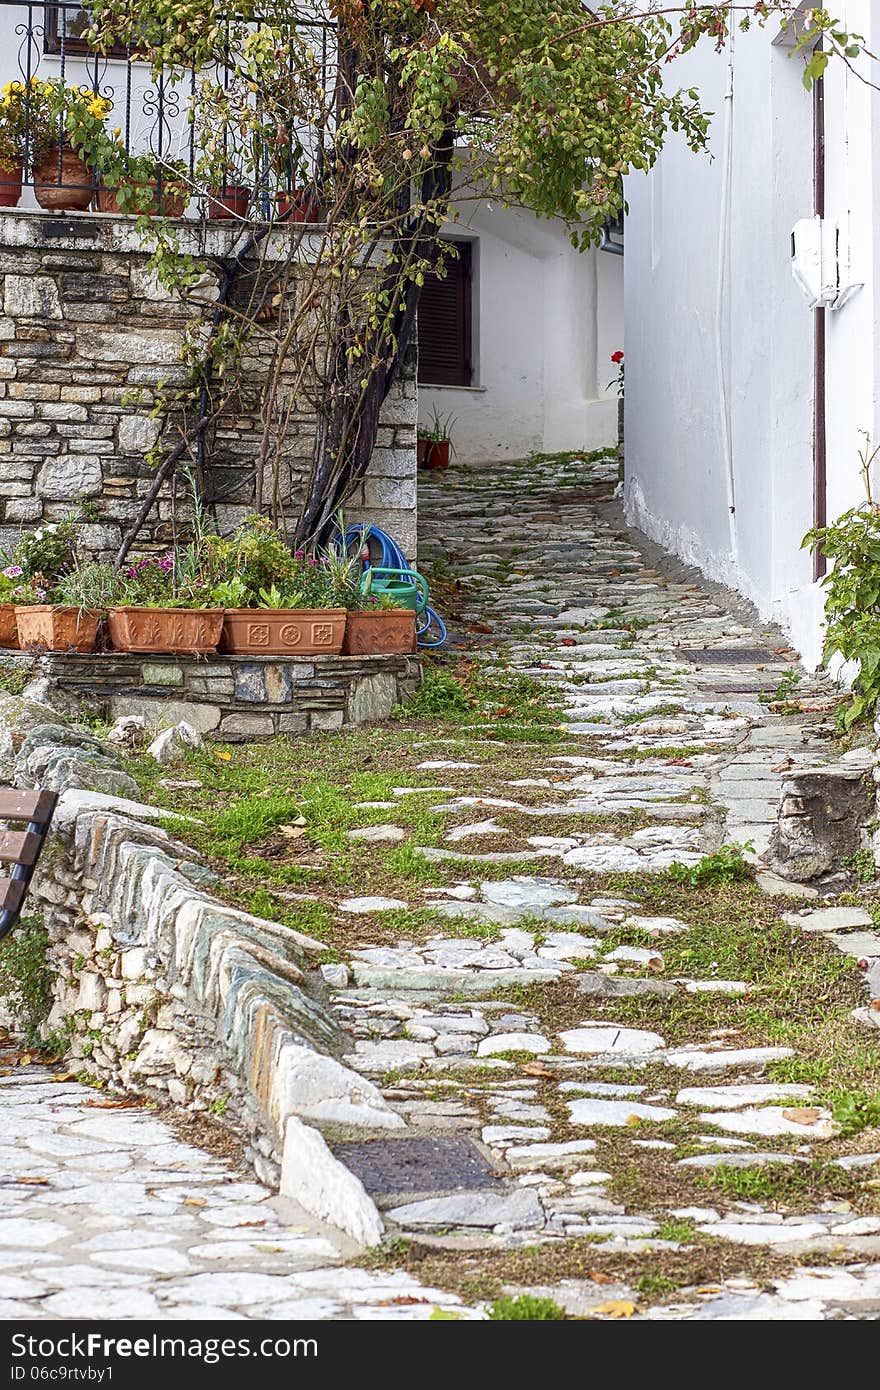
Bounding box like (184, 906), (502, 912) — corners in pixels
(294, 127), (455, 547)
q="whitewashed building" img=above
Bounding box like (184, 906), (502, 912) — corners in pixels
(624, 2), (880, 668)
(418, 197), (623, 464)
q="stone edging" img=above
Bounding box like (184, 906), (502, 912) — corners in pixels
(0, 687), (398, 1246)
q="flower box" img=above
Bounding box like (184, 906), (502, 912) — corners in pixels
(208, 184), (251, 219)
(107, 607), (224, 655)
(342, 609), (415, 656)
(0, 603), (19, 649)
(15, 605), (99, 652)
(221, 608), (346, 656)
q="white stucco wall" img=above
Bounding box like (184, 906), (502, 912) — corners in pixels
(624, 7), (880, 668)
(419, 200), (622, 463)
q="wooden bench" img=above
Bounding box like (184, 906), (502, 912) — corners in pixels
(0, 789), (58, 942)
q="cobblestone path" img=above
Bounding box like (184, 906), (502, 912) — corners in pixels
(4, 452), (880, 1320)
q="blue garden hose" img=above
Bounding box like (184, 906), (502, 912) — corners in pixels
(340, 525), (447, 648)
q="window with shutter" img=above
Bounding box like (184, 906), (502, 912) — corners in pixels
(417, 240), (473, 387)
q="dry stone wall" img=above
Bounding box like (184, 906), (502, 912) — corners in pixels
(0, 687), (396, 1244)
(0, 210), (417, 559)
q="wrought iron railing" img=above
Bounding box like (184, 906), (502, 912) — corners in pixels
(0, 0), (338, 214)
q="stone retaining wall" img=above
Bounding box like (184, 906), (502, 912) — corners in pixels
(0, 688), (395, 1244)
(0, 210), (417, 558)
(12, 648), (423, 740)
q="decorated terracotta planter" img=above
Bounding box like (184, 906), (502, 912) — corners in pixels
(33, 146), (93, 211)
(97, 179), (188, 217)
(221, 608), (346, 657)
(15, 605), (99, 652)
(0, 603), (19, 649)
(417, 439), (450, 470)
(207, 184), (251, 219)
(0, 165), (23, 209)
(342, 609), (415, 656)
(107, 607), (223, 655)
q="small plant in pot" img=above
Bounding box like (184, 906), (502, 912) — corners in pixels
(106, 549), (223, 654)
(28, 79), (110, 211)
(207, 515), (348, 656)
(10, 517), (109, 652)
(97, 149), (190, 217)
(0, 81), (30, 208)
(417, 409), (456, 470)
(0, 561), (25, 647)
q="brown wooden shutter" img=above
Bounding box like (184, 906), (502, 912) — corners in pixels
(417, 241), (472, 387)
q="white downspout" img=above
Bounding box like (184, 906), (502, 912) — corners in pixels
(715, 30), (738, 563)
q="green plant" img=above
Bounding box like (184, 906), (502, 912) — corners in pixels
(844, 848), (877, 884)
(55, 561), (122, 615)
(488, 1295), (566, 1321)
(831, 1089), (880, 1137)
(418, 407), (457, 450)
(759, 667), (802, 709)
(635, 1272), (678, 1296)
(666, 843), (753, 888)
(0, 915), (54, 1046)
(14, 518), (79, 586)
(23, 77), (112, 165)
(0, 80), (30, 172)
(804, 434), (880, 726)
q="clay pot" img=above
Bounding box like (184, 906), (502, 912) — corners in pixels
(417, 439), (450, 470)
(0, 165), (23, 209)
(97, 179), (188, 217)
(33, 146), (93, 211)
(221, 608), (346, 657)
(15, 605), (99, 652)
(0, 603), (19, 648)
(276, 188), (320, 222)
(207, 184), (251, 219)
(342, 609), (416, 656)
(107, 607), (224, 655)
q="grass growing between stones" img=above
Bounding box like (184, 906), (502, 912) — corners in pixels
(0, 914), (54, 1047)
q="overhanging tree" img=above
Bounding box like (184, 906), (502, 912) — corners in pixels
(84, 1), (859, 555)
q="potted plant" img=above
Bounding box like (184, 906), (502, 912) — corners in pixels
(14, 580), (101, 653)
(207, 181), (252, 219)
(29, 78), (110, 211)
(342, 591), (416, 656)
(0, 561), (24, 647)
(417, 408), (456, 470)
(0, 81), (28, 208)
(97, 151), (190, 217)
(106, 550), (223, 654)
(206, 516), (348, 656)
(10, 516), (99, 652)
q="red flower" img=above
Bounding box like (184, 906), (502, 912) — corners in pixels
(611, 350), (624, 364)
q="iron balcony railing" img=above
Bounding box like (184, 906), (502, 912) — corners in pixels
(0, 0), (338, 214)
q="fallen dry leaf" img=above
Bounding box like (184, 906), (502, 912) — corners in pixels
(591, 1300), (637, 1319)
(49, 1072), (76, 1082)
(215, 750), (232, 762)
(588, 1270), (616, 1285)
(522, 1062), (556, 1078)
(84, 1098), (145, 1110)
(782, 1107), (821, 1125)
(17, 1054), (32, 1067)
(184, 1196), (207, 1208)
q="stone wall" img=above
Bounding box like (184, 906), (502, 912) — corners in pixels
(7, 648), (423, 740)
(0, 210), (417, 559)
(0, 688), (398, 1244)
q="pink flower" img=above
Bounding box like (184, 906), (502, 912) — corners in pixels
(2, 564), (22, 578)
(611, 350), (624, 364)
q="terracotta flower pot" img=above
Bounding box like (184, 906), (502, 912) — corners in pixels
(342, 609), (416, 656)
(0, 603), (19, 648)
(207, 184), (251, 219)
(33, 146), (93, 211)
(418, 439), (450, 470)
(15, 605), (99, 652)
(276, 188), (320, 222)
(221, 608), (346, 657)
(107, 607), (224, 655)
(97, 179), (188, 217)
(0, 165), (23, 209)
